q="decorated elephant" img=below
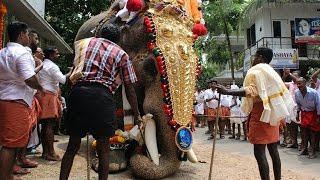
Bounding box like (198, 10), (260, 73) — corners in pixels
(75, 0), (206, 179)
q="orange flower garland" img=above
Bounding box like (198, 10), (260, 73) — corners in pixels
(0, 3), (7, 49)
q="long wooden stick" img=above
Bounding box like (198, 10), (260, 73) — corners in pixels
(208, 94), (221, 180)
(87, 133), (90, 180)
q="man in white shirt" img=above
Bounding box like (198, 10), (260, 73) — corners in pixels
(36, 47), (72, 161)
(204, 81), (220, 140)
(0, 21), (44, 180)
(15, 29), (43, 172)
(195, 86), (205, 127)
(220, 84), (232, 137)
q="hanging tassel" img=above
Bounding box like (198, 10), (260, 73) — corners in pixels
(127, 0), (143, 12)
(192, 23), (207, 37)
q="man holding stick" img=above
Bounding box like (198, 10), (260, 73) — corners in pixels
(215, 47), (294, 180)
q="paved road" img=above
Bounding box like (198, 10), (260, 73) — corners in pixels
(194, 126), (320, 179)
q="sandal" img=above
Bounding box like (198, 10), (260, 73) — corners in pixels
(13, 165), (30, 175)
(20, 158), (38, 168)
(280, 143), (287, 147)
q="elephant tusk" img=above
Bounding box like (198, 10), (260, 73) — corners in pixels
(144, 114), (160, 166)
(187, 148), (198, 163)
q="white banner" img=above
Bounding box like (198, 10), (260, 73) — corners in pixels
(270, 49), (299, 69)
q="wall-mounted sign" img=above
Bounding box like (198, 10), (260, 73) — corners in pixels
(295, 18), (320, 43)
(270, 49), (299, 69)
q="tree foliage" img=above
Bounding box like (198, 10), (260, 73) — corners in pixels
(45, 0), (111, 44)
(194, 0), (247, 84)
(45, 0), (111, 97)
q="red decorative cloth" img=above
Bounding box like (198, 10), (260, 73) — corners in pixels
(301, 111), (320, 132)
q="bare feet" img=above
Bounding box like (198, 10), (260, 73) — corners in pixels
(42, 153), (61, 161)
(308, 153), (317, 159)
(207, 135), (214, 140)
(13, 165), (30, 175)
(18, 158), (39, 168)
(297, 149), (308, 156)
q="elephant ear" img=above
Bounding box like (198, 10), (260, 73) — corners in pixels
(143, 56), (158, 78)
(127, 0), (143, 11)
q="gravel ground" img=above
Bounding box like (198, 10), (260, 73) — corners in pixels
(20, 128), (316, 180)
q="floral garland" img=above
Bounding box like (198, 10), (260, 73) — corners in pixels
(0, 3), (7, 49)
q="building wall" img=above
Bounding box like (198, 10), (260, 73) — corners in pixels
(243, 2), (320, 72)
(246, 3), (320, 42)
(26, 0), (45, 18)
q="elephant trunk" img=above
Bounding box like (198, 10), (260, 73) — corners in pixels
(129, 123), (181, 179)
(130, 80), (181, 179)
(130, 153), (181, 179)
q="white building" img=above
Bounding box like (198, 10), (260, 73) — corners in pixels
(242, 1), (320, 73)
(1, 0), (72, 54)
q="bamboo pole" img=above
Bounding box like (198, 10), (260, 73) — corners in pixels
(208, 94), (221, 180)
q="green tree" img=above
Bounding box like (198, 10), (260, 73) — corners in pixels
(45, 0), (111, 97)
(45, 0), (111, 45)
(200, 0), (248, 83)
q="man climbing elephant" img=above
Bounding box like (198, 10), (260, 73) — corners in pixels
(59, 23), (141, 180)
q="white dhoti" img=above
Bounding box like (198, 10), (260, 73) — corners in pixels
(27, 124), (41, 148)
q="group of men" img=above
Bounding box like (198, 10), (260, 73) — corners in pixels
(280, 68), (320, 159)
(194, 47), (320, 180)
(0, 21), (141, 180)
(0, 21), (68, 179)
(194, 83), (247, 141)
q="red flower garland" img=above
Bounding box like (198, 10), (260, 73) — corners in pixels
(0, 3), (7, 49)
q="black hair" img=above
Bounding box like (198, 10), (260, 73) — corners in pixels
(297, 77), (307, 83)
(28, 28), (38, 37)
(256, 47), (273, 64)
(292, 70), (301, 77)
(28, 28), (39, 54)
(44, 47), (57, 59)
(211, 80), (217, 84)
(8, 21), (28, 42)
(100, 24), (121, 43)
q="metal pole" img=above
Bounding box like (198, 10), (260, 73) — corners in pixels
(87, 133), (90, 180)
(208, 93), (221, 180)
